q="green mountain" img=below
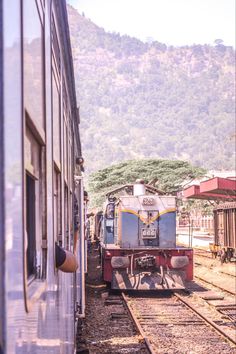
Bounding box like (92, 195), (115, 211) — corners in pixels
(67, 5), (235, 174)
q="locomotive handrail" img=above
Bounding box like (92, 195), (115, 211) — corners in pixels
(106, 183), (165, 197)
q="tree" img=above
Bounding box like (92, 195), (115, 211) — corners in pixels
(88, 159), (206, 208)
(214, 39), (224, 46)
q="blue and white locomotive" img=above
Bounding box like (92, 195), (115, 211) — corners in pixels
(100, 181), (193, 290)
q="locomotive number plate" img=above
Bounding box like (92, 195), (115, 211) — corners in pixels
(142, 197), (155, 206)
(141, 228), (157, 239)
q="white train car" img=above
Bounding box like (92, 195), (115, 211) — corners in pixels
(0, 1), (86, 353)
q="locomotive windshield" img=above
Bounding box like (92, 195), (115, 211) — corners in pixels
(105, 203), (115, 219)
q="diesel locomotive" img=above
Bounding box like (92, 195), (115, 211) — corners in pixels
(99, 181), (193, 290)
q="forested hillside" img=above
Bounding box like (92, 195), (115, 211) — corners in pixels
(67, 5), (235, 174)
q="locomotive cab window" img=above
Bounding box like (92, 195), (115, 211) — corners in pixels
(106, 203), (115, 219)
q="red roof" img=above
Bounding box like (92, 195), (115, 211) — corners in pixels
(183, 185), (235, 200)
(200, 177), (236, 196)
(183, 177), (236, 200)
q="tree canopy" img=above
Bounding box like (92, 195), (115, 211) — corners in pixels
(88, 159), (206, 208)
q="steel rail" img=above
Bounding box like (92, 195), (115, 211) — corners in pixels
(194, 253), (213, 259)
(194, 254), (235, 278)
(174, 292), (236, 346)
(194, 247), (212, 253)
(219, 270), (236, 277)
(194, 274), (236, 296)
(122, 293), (155, 354)
(194, 252), (236, 272)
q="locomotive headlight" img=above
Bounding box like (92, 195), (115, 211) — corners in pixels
(111, 256), (130, 268)
(171, 256), (189, 269)
(105, 251), (112, 258)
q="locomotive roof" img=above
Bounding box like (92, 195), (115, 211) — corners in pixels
(106, 183), (165, 198)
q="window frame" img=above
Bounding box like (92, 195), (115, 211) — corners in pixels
(23, 0), (45, 133)
(22, 0), (47, 312)
(53, 165), (62, 244)
(52, 66), (61, 169)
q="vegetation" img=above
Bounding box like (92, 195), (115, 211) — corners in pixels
(68, 5), (235, 174)
(88, 159), (206, 208)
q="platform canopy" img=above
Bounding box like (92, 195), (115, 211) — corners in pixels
(183, 177), (236, 200)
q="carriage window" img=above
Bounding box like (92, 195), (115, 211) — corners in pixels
(64, 121), (68, 181)
(63, 79), (68, 116)
(54, 167), (62, 243)
(24, 126), (45, 282)
(64, 185), (69, 249)
(68, 134), (72, 189)
(23, 0), (46, 292)
(52, 16), (61, 76)
(26, 174), (36, 278)
(52, 72), (61, 165)
(70, 191), (73, 241)
(24, 0), (44, 130)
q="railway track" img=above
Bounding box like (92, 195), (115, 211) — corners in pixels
(194, 259), (236, 277)
(194, 248), (236, 267)
(194, 273), (236, 296)
(194, 249), (236, 273)
(193, 249), (236, 296)
(122, 292), (236, 354)
(194, 248), (213, 258)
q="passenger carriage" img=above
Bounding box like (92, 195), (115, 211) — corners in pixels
(0, 1), (85, 353)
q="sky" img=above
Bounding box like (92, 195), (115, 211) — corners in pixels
(67, 0), (235, 47)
